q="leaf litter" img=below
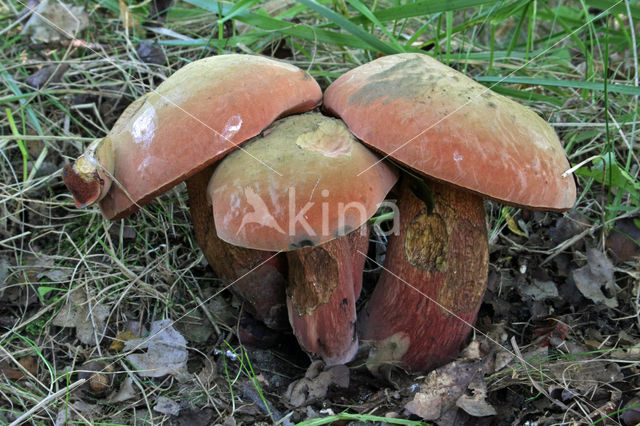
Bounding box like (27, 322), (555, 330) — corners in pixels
(572, 248), (619, 308)
(51, 288), (109, 345)
(2, 1), (640, 423)
(21, 0), (89, 43)
(124, 319), (189, 379)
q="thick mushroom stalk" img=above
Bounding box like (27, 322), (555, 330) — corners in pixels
(358, 179), (487, 372)
(186, 165), (288, 330)
(208, 113), (398, 364)
(324, 53), (576, 371)
(287, 225), (370, 365)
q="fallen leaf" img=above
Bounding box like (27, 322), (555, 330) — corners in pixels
(107, 376), (137, 403)
(26, 64), (69, 89)
(137, 42), (166, 65)
(285, 360), (350, 407)
(405, 359), (490, 421)
(0, 356), (38, 380)
(572, 248), (618, 308)
(52, 289), (109, 345)
(532, 321), (569, 347)
(456, 381), (497, 417)
(175, 311), (214, 343)
(37, 268), (71, 283)
(519, 279), (559, 301)
(548, 360), (624, 393)
(174, 408), (214, 426)
(71, 400), (102, 417)
(606, 218), (640, 262)
(21, 0), (89, 43)
(124, 319), (188, 378)
(54, 400), (102, 425)
(154, 396), (181, 416)
(503, 207), (528, 237)
(549, 210), (588, 244)
(621, 396), (640, 426)
(405, 390), (442, 419)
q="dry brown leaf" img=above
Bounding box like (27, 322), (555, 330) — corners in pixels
(154, 396), (181, 416)
(405, 359), (493, 421)
(124, 319), (188, 378)
(0, 356), (38, 380)
(107, 376), (137, 403)
(21, 0), (88, 43)
(456, 381), (497, 417)
(572, 248), (618, 308)
(285, 361), (349, 407)
(52, 289), (109, 345)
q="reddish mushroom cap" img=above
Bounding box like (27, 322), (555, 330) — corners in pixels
(208, 113), (398, 251)
(65, 54), (322, 220)
(324, 53), (576, 211)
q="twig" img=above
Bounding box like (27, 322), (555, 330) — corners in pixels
(510, 337), (584, 419)
(9, 379), (87, 426)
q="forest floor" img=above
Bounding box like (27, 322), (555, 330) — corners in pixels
(1, 0), (639, 425)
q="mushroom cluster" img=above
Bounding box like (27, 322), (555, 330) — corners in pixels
(63, 53), (576, 372)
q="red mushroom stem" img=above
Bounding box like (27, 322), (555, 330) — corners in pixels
(358, 178), (488, 372)
(186, 164), (288, 330)
(287, 225), (370, 366)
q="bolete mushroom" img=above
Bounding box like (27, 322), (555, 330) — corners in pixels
(63, 54), (322, 219)
(323, 53), (577, 372)
(63, 54), (322, 332)
(208, 113), (398, 365)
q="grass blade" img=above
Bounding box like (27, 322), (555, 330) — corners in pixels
(475, 76), (640, 96)
(296, 0), (403, 54)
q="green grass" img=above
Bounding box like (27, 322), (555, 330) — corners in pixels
(0, 0), (638, 424)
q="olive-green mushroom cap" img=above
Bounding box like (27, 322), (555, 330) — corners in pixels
(324, 53), (576, 211)
(64, 54), (322, 220)
(208, 113), (398, 251)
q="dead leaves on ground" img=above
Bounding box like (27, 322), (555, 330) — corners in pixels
(405, 358), (496, 422)
(124, 319), (188, 379)
(21, 0), (89, 43)
(285, 360), (350, 407)
(52, 288), (109, 345)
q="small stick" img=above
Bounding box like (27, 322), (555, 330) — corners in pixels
(9, 379), (87, 426)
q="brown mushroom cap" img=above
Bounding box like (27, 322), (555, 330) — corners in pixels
(65, 54), (322, 220)
(324, 53), (576, 211)
(208, 113), (398, 251)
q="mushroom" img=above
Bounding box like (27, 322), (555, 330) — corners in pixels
(323, 53), (577, 372)
(63, 54), (322, 219)
(208, 113), (398, 365)
(186, 164), (289, 330)
(63, 54), (322, 332)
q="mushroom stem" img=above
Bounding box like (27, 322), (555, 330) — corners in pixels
(186, 165), (288, 330)
(286, 225), (369, 366)
(358, 178), (488, 373)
